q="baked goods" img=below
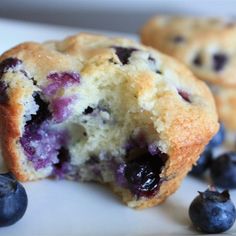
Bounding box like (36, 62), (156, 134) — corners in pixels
(210, 85), (236, 131)
(140, 15), (236, 131)
(140, 15), (236, 87)
(0, 33), (218, 208)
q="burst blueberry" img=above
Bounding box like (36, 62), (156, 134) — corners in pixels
(124, 152), (166, 198)
(112, 46), (138, 65)
(20, 94), (68, 170)
(44, 72), (80, 96)
(210, 152), (236, 189)
(189, 189), (236, 233)
(0, 173), (28, 227)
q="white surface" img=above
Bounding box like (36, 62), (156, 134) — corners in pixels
(0, 18), (135, 55)
(0, 19), (236, 236)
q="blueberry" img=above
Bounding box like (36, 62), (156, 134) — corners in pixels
(83, 106), (94, 115)
(44, 72), (80, 96)
(193, 54), (202, 67)
(189, 149), (212, 176)
(207, 123), (225, 148)
(0, 81), (8, 104)
(178, 89), (191, 103)
(31, 93), (51, 124)
(0, 58), (22, 78)
(189, 189), (236, 233)
(0, 173), (28, 227)
(212, 53), (228, 72)
(124, 152), (167, 198)
(0, 58), (23, 103)
(148, 55), (156, 63)
(172, 35), (185, 43)
(112, 46), (138, 65)
(210, 152), (236, 189)
(53, 147), (71, 178)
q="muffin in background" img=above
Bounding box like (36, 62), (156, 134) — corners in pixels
(140, 15), (236, 133)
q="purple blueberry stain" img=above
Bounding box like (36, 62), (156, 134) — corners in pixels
(112, 46), (138, 65)
(20, 121), (68, 170)
(51, 96), (76, 123)
(212, 53), (228, 72)
(115, 163), (128, 188)
(20, 93), (69, 170)
(148, 142), (162, 156)
(44, 72), (80, 96)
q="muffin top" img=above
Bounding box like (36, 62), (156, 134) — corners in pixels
(141, 15), (236, 87)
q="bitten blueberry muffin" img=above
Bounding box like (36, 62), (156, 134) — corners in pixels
(140, 15), (236, 131)
(0, 33), (218, 208)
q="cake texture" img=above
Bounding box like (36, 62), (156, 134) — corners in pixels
(140, 15), (236, 131)
(0, 33), (218, 208)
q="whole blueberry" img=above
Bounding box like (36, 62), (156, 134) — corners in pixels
(212, 53), (228, 72)
(207, 123), (225, 149)
(189, 189), (236, 233)
(189, 149), (212, 176)
(0, 173), (28, 227)
(210, 152), (236, 189)
(112, 46), (138, 65)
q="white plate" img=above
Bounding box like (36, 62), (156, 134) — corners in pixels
(0, 18), (236, 236)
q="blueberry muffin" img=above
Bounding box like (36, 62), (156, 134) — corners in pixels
(140, 15), (236, 87)
(210, 84), (236, 131)
(0, 33), (218, 208)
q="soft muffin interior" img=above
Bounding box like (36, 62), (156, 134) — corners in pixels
(19, 52), (168, 200)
